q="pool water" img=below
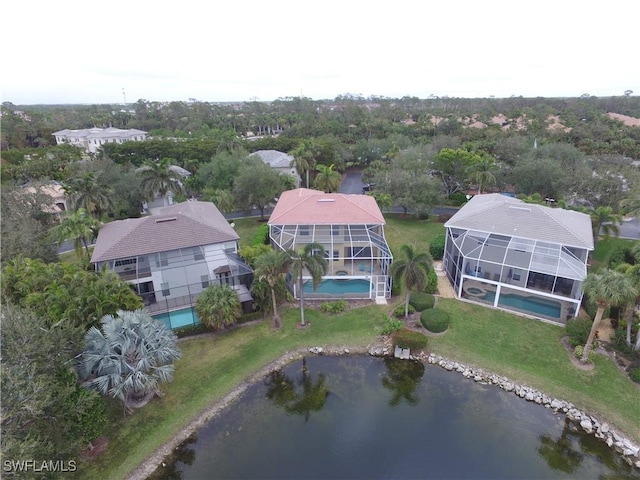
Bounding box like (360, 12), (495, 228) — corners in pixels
(303, 278), (371, 294)
(483, 292), (561, 319)
(153, 307), (199, 329)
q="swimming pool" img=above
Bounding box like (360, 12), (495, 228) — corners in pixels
(153, 307), (200, 329)
(303, 278), (371, 295)
(483, 292), (561, 319)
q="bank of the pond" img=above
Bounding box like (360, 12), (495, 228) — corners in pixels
(127, 342), (640, 480)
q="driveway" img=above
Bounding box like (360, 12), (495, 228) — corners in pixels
(339, 170), (366, 194)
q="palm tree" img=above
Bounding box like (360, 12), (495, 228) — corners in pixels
(288, 243), (328, 327)
(136, 158), (186, 202)
(201, 188), (235, 215)
(195, 284), (242, 330)
(465, 155), (498, 194)
(314, 164), (341, 193)
(580, 269), (637, 363)
(50, 208), (100, 260)
(614, 260), (640, 349)
(289, 140), (319, 189)
(619, 194), (640, 219)
(76, 309), (182, 413)
(391, 244), (433, 319)
(64, 172), (114, 218)
(254, 250), (292, 329)
(588, 206), (621, 241)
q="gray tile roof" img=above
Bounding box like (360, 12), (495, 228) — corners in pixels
(91, 201), (238, 262)
(444, 194), (594, 250)
(249, 150), (294, 168)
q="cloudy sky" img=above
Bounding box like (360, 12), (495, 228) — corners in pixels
(3, 0), (638, 105)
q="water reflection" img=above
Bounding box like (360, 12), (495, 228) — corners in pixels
(265, 357), (330, 422)
(537, 417), (584, 473)
(381, 358), (424, 407)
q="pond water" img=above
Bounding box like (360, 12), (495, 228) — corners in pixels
(151, 356), (639, 480)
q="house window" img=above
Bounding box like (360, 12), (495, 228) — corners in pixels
(332, 225), (340, 236)
(201, 275), (210, 288)
(194, 247), (204, 261)
(333, 250), (339, 261)
(217, 271), (231, 285)
(299, 225), (309, 236)
(161, 282), (170, 296)
(114, 258), (137, 267)
(512, 269), (522, 281)
(157, 252), (168, 267)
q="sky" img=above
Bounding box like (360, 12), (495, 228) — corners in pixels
(3, 0), (639, 105)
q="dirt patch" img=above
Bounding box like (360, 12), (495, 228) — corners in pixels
(82, 437), (109, 461)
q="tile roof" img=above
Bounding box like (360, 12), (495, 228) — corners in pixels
(249, 150), (294, 168)
(444, 194), (594, 250)
(269, 188), (385, 225)
(52, 127), (147, 139)
(91, 201), (238, 262)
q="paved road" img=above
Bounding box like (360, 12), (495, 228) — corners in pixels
(618, 217), (640, 240)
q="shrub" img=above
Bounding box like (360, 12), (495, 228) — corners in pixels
(437, 213), (453, 223)
(429, 234), (446, 260)
(565, 317), (592, 347)
(573, 345), (593, 363)
(448, 192), (467, 206)
(420, 308), (450, 333)
(391, 328), (428, 350)
(628, 363), (640, 384)
(409, 292), (435, 311)
(381, 315), (404, 335)
(251, 223), (270, 246)
(393, 303), (415, 318)
(424, 269), (438, 294)
(319, 299), (349, 315)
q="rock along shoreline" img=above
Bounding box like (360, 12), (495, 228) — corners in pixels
(128, 343), (640, 479)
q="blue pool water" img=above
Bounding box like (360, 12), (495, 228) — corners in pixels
(303, 278), (371, 294)
(483, 292), (561, 318)
(153, 307), (199, 329)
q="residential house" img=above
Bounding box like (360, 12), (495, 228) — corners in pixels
(91, 200), (253, 329)
(52, 127), (147, 154)
(23, 181), (67, 216)
(443, 194), (594, 324)
(268, 188), (393, 302)
(249, 150), (301, 187)
(139, 165), (192, 214)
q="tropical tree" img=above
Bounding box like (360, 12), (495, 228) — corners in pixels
(64, 172), (114, 218)
(314, 164), (341, 193)
(580, 269), (637, 363)
(614, 257), (640, 349)
(619, 194), (640, 219)
(233, 160), (292, 220)
(49, 208), (100, 260)
(254, 250), (292, 329)
(136, 158), (186, 201)
(77, 309), (181, 413)
(289, 139), (320, 188)
(465, 154), (499, 194)
(587, 206), (621, 241)
(391, 244), (433, 319)
(201, 188), (235, 215)
(195, 284), (242, 330)
(288, 243), (328, 327)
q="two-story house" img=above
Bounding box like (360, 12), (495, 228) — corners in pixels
(52, 127), (147, 154)
(90, 200), (253, 329)
(268, 188), (393, 303)
(443, 194), (594, 324)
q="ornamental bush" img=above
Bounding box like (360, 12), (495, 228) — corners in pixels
(319, 299), (349, 314)
(628, 364), (640, 384)
(429, 234), (446, 260)
(381, 315), (404, 335)
(393, 303), (415, 318)
(391, 328), (428, 350)
(409, 292), (435, 311)
(565, 317), (592, 347)
(420, 308), (450, 333)
(424, 269), (438, 294)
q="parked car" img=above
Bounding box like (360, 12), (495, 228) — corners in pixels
(362, 183), (376, 193)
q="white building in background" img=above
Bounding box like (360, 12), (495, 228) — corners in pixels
(52, 127), (147, 153)
(248, 150), (301, 187)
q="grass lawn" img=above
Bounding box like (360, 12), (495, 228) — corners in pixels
(591, 236), (638, 270)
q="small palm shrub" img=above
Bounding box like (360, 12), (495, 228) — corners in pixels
(565, 317), (592, 347)
(381, 315), (404, 335)
(420, 308), (450, 333)
(424, 269), (438, 294)
(319, 299), (349, 314)
(573, 345), (593, 363)
(393, 303), (415, 318)
(628, 363), (640, 384)
(391, 328), (428, 350)
(409, 292), (435, 311)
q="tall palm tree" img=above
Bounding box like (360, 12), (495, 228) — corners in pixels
(619, 194), (640, 219)
(588, 206), (621, 241)
(77, 309), (182, 413)
(580, 269), (637, 363)
(136, 158), (186, 202)
(614, 260), (640, 349)
(391, 244), (433, 319)
(202, 188), (235, 215)
(289, 140), (319, 189)
(465, 155), (498, 194)
(63, 172), (114, 218)
(50, 208), (100, 260)
(254, 250), (292, 329)
(314, 164), (341, 193)
(195, 284), (242, 330)
(288, 243), (328, 327)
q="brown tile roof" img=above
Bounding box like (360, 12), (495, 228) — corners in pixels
(91, 201), (238, 262)
(269, 188), (385, 225)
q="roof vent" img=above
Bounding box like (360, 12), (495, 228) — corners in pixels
(508, 206), (531, 212)
(317, 199), (335, 203)
(155, 217), (178, 223)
